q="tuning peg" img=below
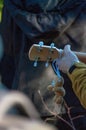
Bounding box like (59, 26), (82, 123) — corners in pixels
(45, 60), (49, 67)
(49, 43), (55, 53)
(34, 60), (37, 67)
(50, 43), (55, 48)
(38, 41), (44, 47)
(33, 57), (38, 67)
(38, 41), (44, 52)
(45, 57), (51, 67)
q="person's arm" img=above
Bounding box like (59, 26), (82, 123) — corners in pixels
(68, 62), (86, 109)
(55, 45), (86, 108)
(4, 0), (77, 39)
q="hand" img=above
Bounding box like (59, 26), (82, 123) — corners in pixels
(55, 44), (80, 73)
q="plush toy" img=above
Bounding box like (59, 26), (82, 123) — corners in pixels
(47, 76), (66, 104)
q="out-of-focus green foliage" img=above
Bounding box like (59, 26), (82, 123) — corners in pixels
(0, 0), (4, 22)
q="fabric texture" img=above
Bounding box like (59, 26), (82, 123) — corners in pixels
(68, 62), (86, 109)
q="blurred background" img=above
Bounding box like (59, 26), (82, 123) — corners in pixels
(0, 0), (3, 22)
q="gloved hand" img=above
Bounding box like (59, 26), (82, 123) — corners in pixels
(55, 44), (80, 73)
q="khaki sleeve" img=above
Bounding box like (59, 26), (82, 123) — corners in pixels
(68, 62), (86, 109)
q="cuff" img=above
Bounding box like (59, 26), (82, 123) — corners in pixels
(69, 64), (77, 74)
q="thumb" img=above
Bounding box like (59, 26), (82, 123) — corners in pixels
(64, 44), (71, 54)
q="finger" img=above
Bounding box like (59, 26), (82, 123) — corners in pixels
(64, 44), (71, 54)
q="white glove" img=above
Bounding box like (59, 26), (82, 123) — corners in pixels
(56, 44), (80, 73)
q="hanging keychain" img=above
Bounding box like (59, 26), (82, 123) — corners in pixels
(48, 60), (66, 104)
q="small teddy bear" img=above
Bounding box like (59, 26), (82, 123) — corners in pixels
(47, 76), (66, 104)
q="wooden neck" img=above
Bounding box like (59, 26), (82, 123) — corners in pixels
(74, 51), (86, 64)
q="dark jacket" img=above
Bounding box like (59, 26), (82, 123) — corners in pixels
(1, 0), (86, 129)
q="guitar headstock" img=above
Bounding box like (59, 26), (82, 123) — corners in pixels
(28, 42), (60, 67)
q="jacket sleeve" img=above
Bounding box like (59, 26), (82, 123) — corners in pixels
(68, 62), (86, 109)
(4, 0), (78, 39)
